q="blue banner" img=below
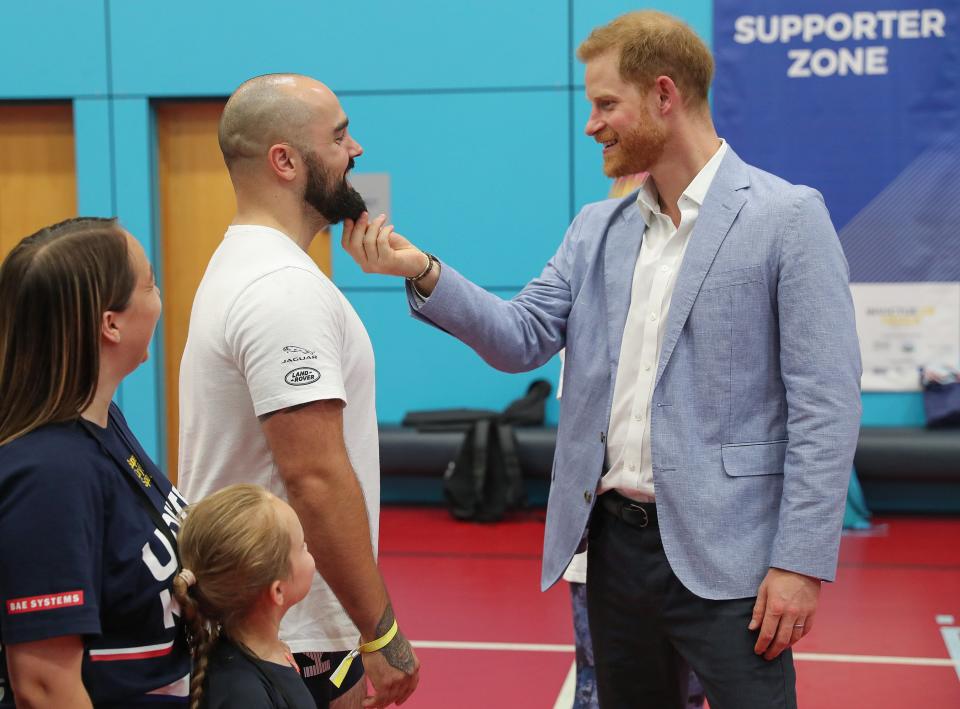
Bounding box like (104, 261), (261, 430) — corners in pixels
(713, 2), (959, 282)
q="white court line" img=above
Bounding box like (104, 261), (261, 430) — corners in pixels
(553, 661), (576, 709)
(794, 652), (958, 668)
(941, 627), (960, 680)
(413, 640), (575, 652)
(411, 640), (960, 668)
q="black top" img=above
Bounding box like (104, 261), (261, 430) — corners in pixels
(0, 404), (190, 707)
(202, 639), (315, 709)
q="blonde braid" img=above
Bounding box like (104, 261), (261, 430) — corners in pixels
(173, 571), (219, 709)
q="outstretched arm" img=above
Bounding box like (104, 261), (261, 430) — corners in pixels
(341, 210), (583, 373)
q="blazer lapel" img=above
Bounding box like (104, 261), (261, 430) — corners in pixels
(603, 199), (645, 374)
(655, 151), (751, 387)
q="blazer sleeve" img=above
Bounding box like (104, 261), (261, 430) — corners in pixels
(406, 210), (586, 373)
(770, 188), (863, 581)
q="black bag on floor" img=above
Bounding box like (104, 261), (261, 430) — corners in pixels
(401, 379), (552, 522)
(443, 417), (524, 522)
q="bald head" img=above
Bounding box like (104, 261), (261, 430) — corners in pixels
(218, 74), (338, 172)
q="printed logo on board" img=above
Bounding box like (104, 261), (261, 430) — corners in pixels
(7, 590), (84, 615)
(285, 367), (321, 386)
(282, 345), (319, 364)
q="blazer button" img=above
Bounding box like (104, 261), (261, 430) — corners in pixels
(584, 490), (593, 504)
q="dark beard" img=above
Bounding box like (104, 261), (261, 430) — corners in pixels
(303, 153), (367, 223)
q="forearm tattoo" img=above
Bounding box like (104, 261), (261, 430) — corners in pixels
(377, 602), (417, 674)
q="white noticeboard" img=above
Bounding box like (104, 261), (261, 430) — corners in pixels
(851, 282), (960, 391)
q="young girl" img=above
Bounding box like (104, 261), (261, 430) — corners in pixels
(172, 484), (317, 709)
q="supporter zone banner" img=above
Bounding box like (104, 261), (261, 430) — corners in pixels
(713, 1), (960, 390)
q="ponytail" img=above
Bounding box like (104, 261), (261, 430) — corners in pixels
(172, 569), (218, 709)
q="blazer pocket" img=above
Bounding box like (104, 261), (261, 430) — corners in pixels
(721, 439), (788, 477)
(700, 265), (763, 292)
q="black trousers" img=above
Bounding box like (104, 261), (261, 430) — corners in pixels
(586, 499), (797, 709)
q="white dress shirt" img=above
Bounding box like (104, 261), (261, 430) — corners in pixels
(601, 140), (728, 502)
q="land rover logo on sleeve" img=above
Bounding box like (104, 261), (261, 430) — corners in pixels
(285, 367), (321, 386)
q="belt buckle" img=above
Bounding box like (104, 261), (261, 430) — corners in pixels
(625, 501), (649, 528)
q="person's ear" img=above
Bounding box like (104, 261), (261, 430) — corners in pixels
(101, 310), (121, 344)
(268, 579), (285, 607)
(653, 75), (679, 114)
(267, 144), (300, 183)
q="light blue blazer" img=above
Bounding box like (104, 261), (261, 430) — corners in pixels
(410, 148), (862, 597)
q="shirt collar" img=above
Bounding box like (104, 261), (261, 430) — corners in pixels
(684, 139), (728, 206)
(634, 139), (729, 226)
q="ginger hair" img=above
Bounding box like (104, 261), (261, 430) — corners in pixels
(172, 484), (292, 709)
(577, 10), (714, 110)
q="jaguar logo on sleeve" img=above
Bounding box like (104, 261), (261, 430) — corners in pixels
(281, 345), (319, 364)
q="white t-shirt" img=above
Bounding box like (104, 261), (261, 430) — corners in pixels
(178, 224), (379, 652)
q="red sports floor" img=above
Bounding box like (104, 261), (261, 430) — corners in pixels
(378, 507), (960, 708)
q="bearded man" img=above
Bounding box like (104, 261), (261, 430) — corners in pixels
(178, 74), (419, 709)
(341, 11), (861, 709)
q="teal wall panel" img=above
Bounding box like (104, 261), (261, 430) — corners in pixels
(861, 393), (926, 427)
(108, 1), (568, 96)
(0, 0), (925, 435)
(112, 98), (164, 464)
(73, 98), (114, 215)
(0, 1), (109, 98)
(331, 90), (570, 289)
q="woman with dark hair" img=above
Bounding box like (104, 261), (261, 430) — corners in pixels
(0, 218), (190, 707)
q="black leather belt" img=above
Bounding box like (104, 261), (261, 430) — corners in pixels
(598, 492), (658, 529)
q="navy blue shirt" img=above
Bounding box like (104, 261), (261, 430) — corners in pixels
(202, 639), (314, 709)
(0, 405), (190, 707)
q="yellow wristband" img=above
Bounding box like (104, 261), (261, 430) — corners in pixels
(329, 620), (399, 688)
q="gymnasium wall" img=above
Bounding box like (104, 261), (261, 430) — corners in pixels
(0, 1), (915, 471)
